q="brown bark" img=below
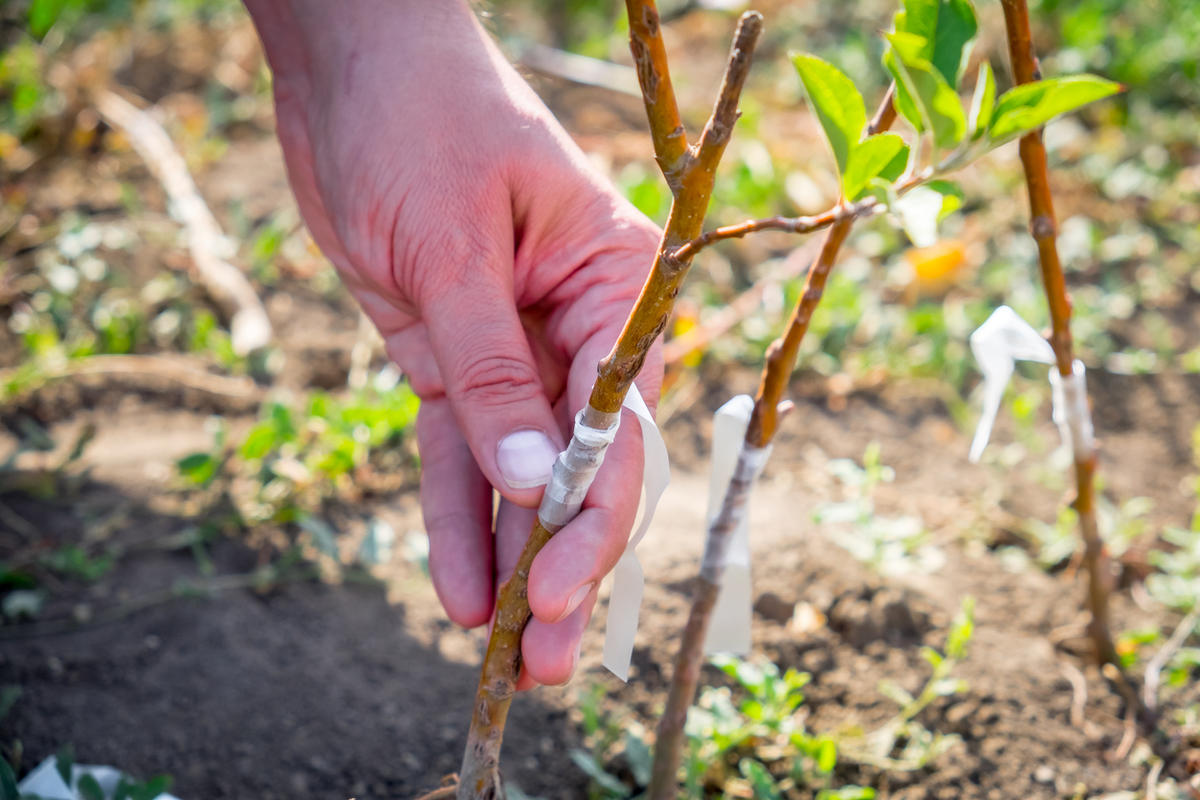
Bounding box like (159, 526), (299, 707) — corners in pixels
(999, 0), (1116, 666)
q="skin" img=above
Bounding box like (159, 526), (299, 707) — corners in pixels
(243, 0), (663, 687)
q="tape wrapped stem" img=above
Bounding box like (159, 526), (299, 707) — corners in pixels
(699, 443), (772, 583)
(538, 406), (621, 530)
(1049, 359), (1095, 463)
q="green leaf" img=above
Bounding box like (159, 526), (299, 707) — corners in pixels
(792, 53), (867, 176)
(77, 774), (106, 800)
(738, 759), (783, 800)
(842, 133), (909, 201)
(987, 75), (1122, 144)
(884, 36), (967, 149)
(55, 744), (75, 787)
(0, 757), (17, 800)
(28, 0), (67, 39)
(622, 731), (653, 787)
(176, 452), (218, 486)
(893, 0), (978, 87)
(816, 736), (838, 773)
(568, 749), (629, 797)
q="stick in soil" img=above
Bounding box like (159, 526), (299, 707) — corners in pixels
(453, 8), (763, 799)
(646, 89), (896, 800)
(998, 0), (1118, 668)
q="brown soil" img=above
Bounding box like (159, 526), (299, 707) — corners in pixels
(3, 369), (1199, 799)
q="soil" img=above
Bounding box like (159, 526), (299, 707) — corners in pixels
(4, 371), (1199, 799)
(3, 10), (1199, 800)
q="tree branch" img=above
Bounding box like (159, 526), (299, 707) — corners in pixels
(647, 88), (895, 799)
(626, 0), (690, 188)
(455, 10), (764, 799)
(1000, 0), (1117, 667)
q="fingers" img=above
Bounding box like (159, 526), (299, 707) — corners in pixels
(526, 322), (658, 624)
(525, 409), (645, 624)
(521, 586), (598, 686)
(417, 398), (495, 629)
(421, 263), (564, 509)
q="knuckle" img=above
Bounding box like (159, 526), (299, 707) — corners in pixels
(449, 352), (542, 409)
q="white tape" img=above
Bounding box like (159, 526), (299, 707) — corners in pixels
(538, 408), (620, 529)
(699, 395), (770, 655)
(968, 305), (1094, 463)
(1049, 360), (1095, 461)
(601, 386), (671, 681)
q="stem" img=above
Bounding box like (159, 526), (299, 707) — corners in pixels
(647, 89), (895, 800)
(999, 0), (1117, 667)
(455, 10), (763, 799)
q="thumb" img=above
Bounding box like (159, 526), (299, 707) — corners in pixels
(421, 269), (563, 508)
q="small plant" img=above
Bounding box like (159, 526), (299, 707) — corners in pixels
(813, 443), (943, 576)
(840, 597), (973, 771)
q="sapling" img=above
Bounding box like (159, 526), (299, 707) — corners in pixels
(448, 1), (1121, 796)
(998, 0), (1119, 667)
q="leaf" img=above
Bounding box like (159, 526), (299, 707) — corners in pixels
(930, 0), (977, 86)
(622, 731), (653, 787)
(987, 75), (1122, 144)
(816, 736), (838, 773)
(792, 53), (867, 176)
(738, 759), (783, 800)
(568, 749), (629, 797)
(893, 0), (978, 87)
(77, 774), (106, 800)
(968, 62), (996, 140)
(842, 134), (909, 200)
(55, 744), (75, 787)
(884, 37), (967, 149)
(0, 757), (17, 800)
(297, 514), (339, 559)
(28, 0), (66, 39)
(176, 452), (218, 486)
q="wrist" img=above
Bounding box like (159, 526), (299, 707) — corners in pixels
(243, 0), (485, 101)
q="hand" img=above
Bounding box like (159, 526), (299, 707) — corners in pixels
(246, 0), (663, 686)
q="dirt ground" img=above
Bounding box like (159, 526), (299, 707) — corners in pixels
(2, 13), (1200, 800)
(3, 364), (1199, 799)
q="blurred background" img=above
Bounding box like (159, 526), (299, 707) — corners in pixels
(1, 1), (1198, 798)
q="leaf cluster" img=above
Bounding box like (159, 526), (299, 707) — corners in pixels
(792, 0), (1120, 233)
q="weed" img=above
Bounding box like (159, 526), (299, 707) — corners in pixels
(839, 598), (973, 771)
(813, 444), (943, 576)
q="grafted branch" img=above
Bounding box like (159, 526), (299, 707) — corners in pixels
(999, 0), (1117, 667)
(648, 88), (896, 800)
(455, 9), (763, 799)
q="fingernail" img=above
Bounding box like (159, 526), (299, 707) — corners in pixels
(557, 582), (594, 622)
(497, 429), (558, 489)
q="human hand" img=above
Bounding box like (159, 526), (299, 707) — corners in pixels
(245, 0), (663, 686)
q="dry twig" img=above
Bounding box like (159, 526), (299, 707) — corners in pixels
(95, 90), (271, 355)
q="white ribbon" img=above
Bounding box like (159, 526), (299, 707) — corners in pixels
(601, 387), (671, 681)
(701, 394), (764, 655)
(969, 305), (1093, 462)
